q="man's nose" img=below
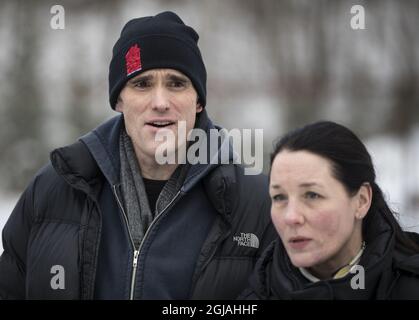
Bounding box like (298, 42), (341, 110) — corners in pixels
(283, 200), (305, 226)
(151, 86), (170, 112)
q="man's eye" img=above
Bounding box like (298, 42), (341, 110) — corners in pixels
(305, 191), (321, 200)
(272, 194), (287, 202)
(168, 80), (186, 88)
(134, 80), (150, 88)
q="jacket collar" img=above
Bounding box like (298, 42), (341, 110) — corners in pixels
(79, 115), (123, 186)
(50, 139), (102, 196)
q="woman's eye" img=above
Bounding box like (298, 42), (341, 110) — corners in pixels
(272, 194), (287, 202)
(305, 191), (321, 200)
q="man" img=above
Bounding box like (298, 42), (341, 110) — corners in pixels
(0, 11), (275, 299)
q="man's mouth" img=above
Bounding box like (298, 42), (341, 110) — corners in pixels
(146, 121), (176, 128)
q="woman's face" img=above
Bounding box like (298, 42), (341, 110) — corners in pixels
(269, 150), (370, 278)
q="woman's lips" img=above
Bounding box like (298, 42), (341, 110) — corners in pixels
(288, 237), (312, 250)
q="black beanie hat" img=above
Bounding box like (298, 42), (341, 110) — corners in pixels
(109, 11), (207, 109)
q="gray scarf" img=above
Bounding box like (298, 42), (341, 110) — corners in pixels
(119, 128), (189, 249)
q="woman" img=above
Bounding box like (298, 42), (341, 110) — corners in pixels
(242, 121), (419, 299)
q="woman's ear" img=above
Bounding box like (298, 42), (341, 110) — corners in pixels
(196, 102), (203, 113)
(355, 183), (372, 220)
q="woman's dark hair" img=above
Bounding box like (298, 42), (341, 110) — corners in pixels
(271, 121), (419, 254)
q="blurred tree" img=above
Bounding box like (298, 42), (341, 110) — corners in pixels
(0, 0), (48, 192)
(386, 1), (419, 138)
(239, 0), (331, 130)
(65, 76), (96, 140)
(239, 0), (419, 136)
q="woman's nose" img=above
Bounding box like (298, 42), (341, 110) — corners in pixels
(283, 200), (305, 225)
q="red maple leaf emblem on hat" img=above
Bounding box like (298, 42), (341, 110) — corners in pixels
(125, 44), (142, 75)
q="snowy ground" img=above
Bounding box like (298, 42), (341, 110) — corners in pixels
(0, 194), (19, 254)
(366, 129), (419, 234)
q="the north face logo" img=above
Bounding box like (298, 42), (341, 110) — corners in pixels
(233, 233), (259, 249)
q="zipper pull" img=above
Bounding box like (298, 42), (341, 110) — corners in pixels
(133, 250), (139, 268)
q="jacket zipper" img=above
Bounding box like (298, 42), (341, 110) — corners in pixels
(136, 189), (182, 259)
(113, 184), (181, 300)
(112, 184), (139, 300)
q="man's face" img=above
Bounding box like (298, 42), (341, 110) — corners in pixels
(116, 68), (203, 163)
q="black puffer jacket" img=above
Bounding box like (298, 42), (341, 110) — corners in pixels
(241, 208), (419, 300)
(0, 113), (276, 299)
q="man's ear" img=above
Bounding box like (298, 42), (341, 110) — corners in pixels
(115, 96), (123, 113)
(196, 102), (203, 113)
(355, 183), (372, 220)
